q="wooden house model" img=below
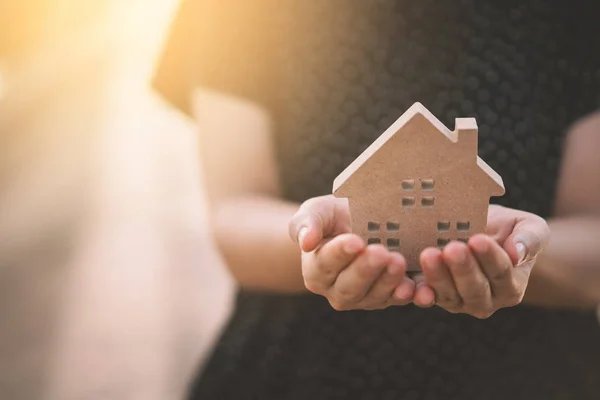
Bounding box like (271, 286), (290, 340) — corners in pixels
(332, 103), (505, 271)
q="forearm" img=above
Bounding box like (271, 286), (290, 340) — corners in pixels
(524, 216), (600, 310)
(212, 194), (306, 293)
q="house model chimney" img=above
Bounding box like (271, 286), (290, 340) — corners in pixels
(455, 117), (478, 157)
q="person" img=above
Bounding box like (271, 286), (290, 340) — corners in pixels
(154, 1), (600, 398)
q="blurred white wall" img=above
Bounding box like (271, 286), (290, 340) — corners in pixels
(0, 1), (233, 399)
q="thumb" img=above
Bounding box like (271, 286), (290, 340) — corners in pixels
(289, 195), (348, 253)
(289, 211), (324, 253)
(503, 214), (550, 266)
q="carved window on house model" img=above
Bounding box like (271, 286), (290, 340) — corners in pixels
(369, 221), (401, 232)
(401, 180), (415, 191)
(438, 237), (472, 248)
(436, 220), (471, 247)
(402, 197), (415, 207)
(368, 222), (400, 250)
(368, 237), (401, 250)
(437, 238), (450, 248)
(402, 178), (435, 191)
(437, 221), (451, 232)
(387, 238), (400, 251)
(368, 222), (381, 232)
(457, 221), (471, 232)
(386, 222), (399, 231)
(402, 179), (435, 208)
(421, 197), (435, 207)
(420, 179), (435, 191)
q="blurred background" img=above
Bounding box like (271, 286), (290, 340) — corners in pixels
(0, 1), (233, 399)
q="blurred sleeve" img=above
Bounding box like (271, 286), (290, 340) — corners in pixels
(152, 0), (277, 116)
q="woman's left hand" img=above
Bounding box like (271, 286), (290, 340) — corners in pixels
(413, 205), (550, 319)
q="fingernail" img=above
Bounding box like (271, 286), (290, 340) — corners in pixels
(298, 227), (308, 245)
(516, 242), (527, 264)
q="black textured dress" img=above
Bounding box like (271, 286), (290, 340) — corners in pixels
(154, 1), (600, 399)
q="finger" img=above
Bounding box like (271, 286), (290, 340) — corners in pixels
(469, 234), (520, 300)
(290, 209), (324, 253)
(362, 252), (407, 308)
(411, 273), (436, 308)
(289, 196), (350, 252)
(443, 241), (492, 307)
(420, 247), (462, 310)
(331, 244), (391, 307)
(303, 233), (365, 291)
(389, 277), (416, 306)
(503, 213), (550, 267)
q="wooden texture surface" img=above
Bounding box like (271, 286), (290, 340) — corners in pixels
(334, 103), (505, 271)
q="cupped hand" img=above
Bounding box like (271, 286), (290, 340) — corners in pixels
(415, 204), (550, 319)
(289, 195), (416, 310)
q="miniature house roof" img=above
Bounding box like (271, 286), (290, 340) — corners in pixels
(332, 102), (505, 195)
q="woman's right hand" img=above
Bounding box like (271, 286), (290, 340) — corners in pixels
(289, 195), (417, 310)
